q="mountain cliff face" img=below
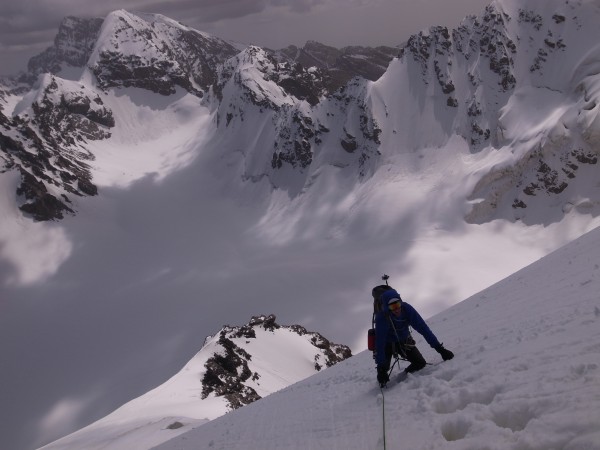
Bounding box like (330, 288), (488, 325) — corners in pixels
(25, 16), (104, 81)
(1, 0), (600, 224)
(87, 11), (241, 96)
(209, 44), (382, 188)
(0, 74), (108, 220)
(371, 0), (600, 224)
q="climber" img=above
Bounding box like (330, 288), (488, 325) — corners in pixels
(372, 284), (454, 387)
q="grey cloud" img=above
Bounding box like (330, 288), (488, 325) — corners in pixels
(137, 0), (268, 23)
(270, 0), (325, 13)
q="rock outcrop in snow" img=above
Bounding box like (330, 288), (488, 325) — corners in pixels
(201, 314), (351, 409)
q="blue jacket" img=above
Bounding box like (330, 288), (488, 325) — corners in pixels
(375, 289), (441, 366)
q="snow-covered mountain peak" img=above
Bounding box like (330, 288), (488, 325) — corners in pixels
(40, 315), (351, 450)
(202, 314), (351, 408)
(370, 0), (600, 224)
(87, 9), (240, 96)
(214, 44), (328, 112)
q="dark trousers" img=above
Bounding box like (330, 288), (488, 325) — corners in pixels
(384, 338), (426, 373)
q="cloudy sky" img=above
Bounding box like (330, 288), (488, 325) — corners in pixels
(0, 0), (492, 76)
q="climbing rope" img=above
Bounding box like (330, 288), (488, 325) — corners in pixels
(380, 385), (387, 450)
(379, 354), (401, 449)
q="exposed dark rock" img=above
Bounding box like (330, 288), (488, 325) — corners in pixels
(572, 148), (597, 165)
(270, 109), (322, 170)
(17, 168), (74, 221)
(341, 133), (358, 153)
(523, 160), (568, 195)
(512, 199), (527, 209)
(166, 421), (184, 430)
(0, 75), (104, 221)
(201, 331), (260, 410)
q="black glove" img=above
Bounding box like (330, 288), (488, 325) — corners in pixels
(435, 344), (454, 361)
(377, 366), (390, 387)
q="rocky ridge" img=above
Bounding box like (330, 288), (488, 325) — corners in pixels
(200, 314), (352, 410)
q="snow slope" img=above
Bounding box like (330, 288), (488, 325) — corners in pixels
(153, 225), (600, 450)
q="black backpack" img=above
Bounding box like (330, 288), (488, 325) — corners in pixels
(368, 276), (393, 351)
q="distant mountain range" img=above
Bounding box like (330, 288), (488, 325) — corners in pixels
(2, 0), (598, 224)
(0, 12), (398, 220)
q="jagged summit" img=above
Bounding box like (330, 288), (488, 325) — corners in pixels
(373, 0), (600, 223)
(25, 16), (103, 81)
(202, 314), (351, 409)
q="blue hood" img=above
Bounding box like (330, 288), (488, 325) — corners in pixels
(379, 289), (401, 312)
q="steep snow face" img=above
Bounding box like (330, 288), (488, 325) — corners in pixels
(155, 225), (600, 450)
(464, 0), (600, 224)
(204, 0), (600, 225)
(41, 315), (351, 450)
(87, 86), (212, 188)
(209, 45), (381, 194)
(369, 0), (600, 224)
